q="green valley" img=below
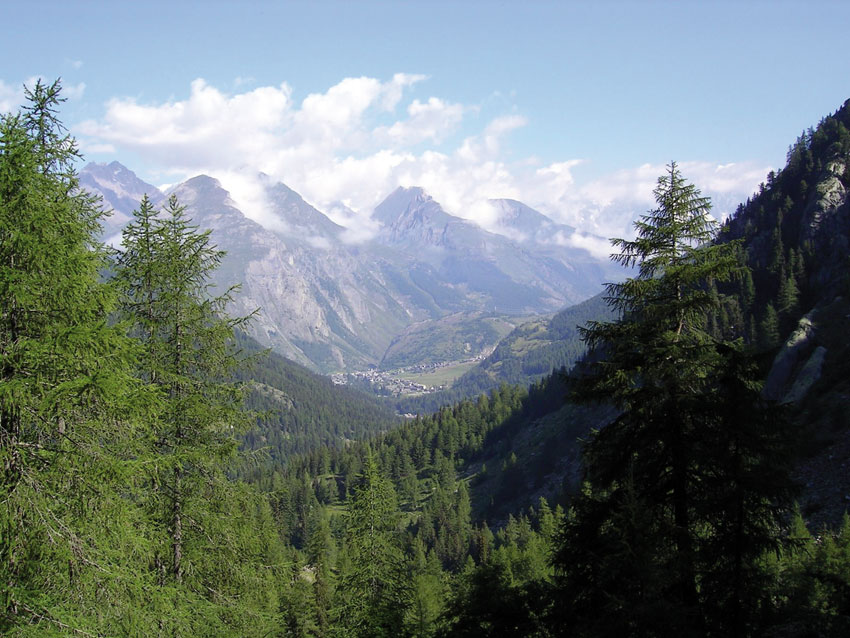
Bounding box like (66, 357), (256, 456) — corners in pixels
(4, 76), (850, 638)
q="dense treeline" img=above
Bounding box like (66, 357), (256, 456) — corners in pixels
(4, 81), (850, 637)
(714, 98), (850, 349)
(1, 81), (287, 635)
(234, 331), (399, 480)
(267, 158), (850, 636)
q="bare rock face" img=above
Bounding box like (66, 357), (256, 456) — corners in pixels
(372, 187), (617, 313)
(784, 346), (827, 404)
(806, 160), (847, 234)
(764, 312), (818, 402)
(764, 306), (829, 405)
(800, 159), (850, 296)
(170, 176), (422, 372)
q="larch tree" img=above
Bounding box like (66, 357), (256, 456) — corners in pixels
(116, 193), (281, 635)
(333, 451), (408, 638)
(0, 80), (147, 635)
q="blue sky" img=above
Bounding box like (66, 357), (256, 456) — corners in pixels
(2, 0), (848, 242)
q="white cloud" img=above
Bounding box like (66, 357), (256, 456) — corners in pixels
(63, 82), (86, 100)
(77, 76), (770, 245)
(483, 114), (527, 154)
(379, 73), (427, 111)
(374, 97), (464, 146)
(524, 160), (771, 240)
(551, 230), (613, 261)
(78, 78), (294, 172)
(0, 80), (23, 113)
(80, 141), (116, 154)
(218, 170), (289, 234)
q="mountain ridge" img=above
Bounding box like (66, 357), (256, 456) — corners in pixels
(82, 163), (620, 373)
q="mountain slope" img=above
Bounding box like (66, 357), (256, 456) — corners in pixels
(394, 293), (613, 413)
(169, 175), (423, 371)
(233, 331), (399, 479)
(259, 173), (346, 241)
(83, 164), (619, 373)
(716, 98), (850, 525)
(378, 311), (520, 370)
(80, 161), (164, 239)
(373, 187), (615, 313)
(321, 96), (850, 532)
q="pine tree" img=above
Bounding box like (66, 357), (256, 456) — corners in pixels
(404, 540), (447, 638)
(0, 79), (148, 634)
(759, 302), (781, 350)
(557, 163), (793, 636)
(116, 193), (280, 635)
(697, 343), (797, 636)
(333, 452), (407, 637)
(777, 269), (800, 322)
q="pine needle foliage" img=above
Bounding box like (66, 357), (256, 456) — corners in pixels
(333, 451), (408, 638)
(558, 163), (796, 637)
(0, 79), (150, 635)
(116, 193), (282, 634)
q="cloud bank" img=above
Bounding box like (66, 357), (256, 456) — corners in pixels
(76, 75), (770, 241)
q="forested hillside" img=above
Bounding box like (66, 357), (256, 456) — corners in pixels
(714, 97), (850, 525)
(395, 293), (613, 414)
(259, 101), (850, 637)
(4, 81), (850, 637)
(234, 330), (399, 481)
(715, 99), (850, 347)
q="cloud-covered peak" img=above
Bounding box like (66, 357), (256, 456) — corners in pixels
(75, 76), (770, 244)
(372, 185), (441, 227)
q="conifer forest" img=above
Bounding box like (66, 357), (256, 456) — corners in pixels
(3, 80), (850, 637)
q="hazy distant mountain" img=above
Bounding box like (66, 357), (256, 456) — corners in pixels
(82, 163), (618, 373)
(489, 198), (575, 241)
(372, 187), (614, 312)
(258, 173), (346, 242)
(167, 175), (426, 371)
(80, 161), (165, 239)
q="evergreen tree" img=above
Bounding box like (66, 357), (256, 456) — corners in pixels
(333, 452), (407, 637)
(0, 79), (149, 635)
(777, 269), (800, 322)
(697, 343), (797, 636)
(557, 163), (792, 635)
(405, 540), (447, 638)
(758, 302), (781, 350)
(116, 194), (281, 634)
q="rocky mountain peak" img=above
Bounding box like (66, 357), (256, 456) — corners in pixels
(489, 198), (577, 244)
(168, 175), (259, 237)
(171, 174), (224, 200)
(80, 161), (164, 237)
(260, 175), (345, 242)
(81, 164), (619, 372)
(373, 187), (473, 250)
(373, 186), (440, 220)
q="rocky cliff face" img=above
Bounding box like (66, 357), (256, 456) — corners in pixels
(801, 158), (850, 296)
(169, 176), (433, 371)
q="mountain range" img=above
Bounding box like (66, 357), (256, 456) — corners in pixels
(82, 162), (620, 373)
